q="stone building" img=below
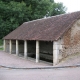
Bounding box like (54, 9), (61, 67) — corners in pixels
(3, 11), (80, 65)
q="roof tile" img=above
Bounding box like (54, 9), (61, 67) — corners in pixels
(3, 11), (80, 41)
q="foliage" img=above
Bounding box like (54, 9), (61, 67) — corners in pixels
(50, 2), (67, 16)
(0, 0), (66, 39)
(0, 1), (31, 38)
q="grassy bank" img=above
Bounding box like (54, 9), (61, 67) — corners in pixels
(0, 39), (3, 50)
(0, 39), (3, 46)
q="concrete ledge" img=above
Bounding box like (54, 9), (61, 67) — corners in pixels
(0, 64), (80, 70)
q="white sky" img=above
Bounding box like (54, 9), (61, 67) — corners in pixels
(55, 0), (80, 13)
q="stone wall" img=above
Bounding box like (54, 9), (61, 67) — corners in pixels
(60, 19), (80, 59)
(5, 40), (9, 52)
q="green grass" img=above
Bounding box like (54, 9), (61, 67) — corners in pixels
(0, 39), (3, 46)
(0, 47), (3, 50)
(0, 39), (3, 50)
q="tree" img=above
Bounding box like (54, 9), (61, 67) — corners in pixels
(0, 0), (66, 38)
(0, 1), (32, 38)
(50, 2), (67, 16)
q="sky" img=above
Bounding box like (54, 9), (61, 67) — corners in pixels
(55, 0), (80, 13)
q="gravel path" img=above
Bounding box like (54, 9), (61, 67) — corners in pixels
(0, 51), (80, 68)
(0, 51), (52, 68)
(0, 51), (80, 80)
(56, 53), (80, 66)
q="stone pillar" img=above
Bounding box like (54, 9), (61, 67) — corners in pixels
(24, 40), (28, 58)
(3, 39), (6, 51)
(53, 41), (59, 66)
(9, 40), (12, 54)
(36, 41), (39, 63)
(16, 40), (19, 56)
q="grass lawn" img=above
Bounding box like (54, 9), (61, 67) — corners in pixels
(0, 47), (3, 50)
(0, 39), (3, 50)
(0, 39), (3, 46)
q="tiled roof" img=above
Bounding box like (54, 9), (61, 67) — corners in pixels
(3, 11), (80, 41)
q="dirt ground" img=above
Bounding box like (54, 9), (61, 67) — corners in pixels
(57, 52), (80, 66)
(0, 50), (80, 68)
(0, 51), (80, 80)
(0, 51), (52, 68)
